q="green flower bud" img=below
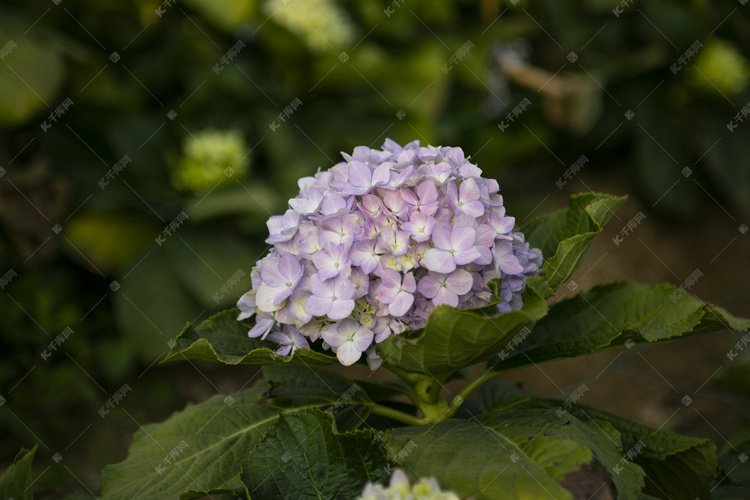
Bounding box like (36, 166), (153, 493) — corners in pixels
(172, 128), (249, 192)
(690, 39), (749, 96)
(264, 0), (355, 53)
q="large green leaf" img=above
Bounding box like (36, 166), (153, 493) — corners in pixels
(714, 359), (750, 401)
(163, 309), (338, 366)
(377, 193), (626, 380)
(386, 408), (644, 500)
(100, 366), (369, 500)
(521, 192), (627, 295)
(0, 19), (65, 126)
(714, 420), (750, 500)
(0, 446), (37, 500)
(378, 284), (548, 381)
(490, 280), (750, 372)
(713, 365), (750, 500)
(241, 408), (388, 499)
(114, 246), (200, 362)
(478, 378), (717, 499)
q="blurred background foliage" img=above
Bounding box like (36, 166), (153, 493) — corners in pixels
(1, 0), (750, 494)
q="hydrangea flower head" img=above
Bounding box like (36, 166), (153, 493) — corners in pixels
(358, 469), (461, 500)
(237, 139), (542, 366)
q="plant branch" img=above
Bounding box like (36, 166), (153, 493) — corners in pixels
(368, 404), (430, 426)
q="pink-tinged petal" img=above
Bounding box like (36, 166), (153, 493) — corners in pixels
(352, 326), (374, 352)
(321, 193), (346, 215)
(446, 269), (473, 295)
(382, 138), (401, 152)
(389, 292), (414, 317)
(290, 330), (310, 351)
(402, 272), (417, 293)
(248, 317), (274, 338)
(453, 247), (482, 266)
(309, 274), (333, 297)
(431, 224), (453, 251)
(272, 286), (294, 306)
(361, 194), (382, 216)
(474, 246), (494, 266)
(458, 162), (481, 178)
(312, 250), (336, 280)
(334, 275), (356, 300)
(445, 181), (458, 204)
(388, 165), (414, 188)
(490, 211), (515, 234)
(378, 268), (401, 289)
(357, 256), (378, 275)
(318, 231), (341, 248)
(383, 190), (404, 214)
(266, 215), (285, 236)
(423, 248), (457, 273)
(335, 341), (362, 366)
(288, 189), (323, 215)
(495, 240), (525, 275)
(321, 325), (346, 348)
(350, 268), (370, 299)
(371, 163), (391, 186)
(475, 225), (496, 246)
(451, 226), (477, 252)
(347, 160), (371, 187)
(273, 344), (293, 356)
(417, 179), (438, 204)
(278, 253), (302, 282)
(260, 258), (285, 287)
(328, 298), (355, 320)
(303, 295), (332, 317)
(433, 287), (459, 308)
(498, 254), (524, 275)
(462, 200), (485, 218)
(375, 282), (399, 304)
(400, 186), (419, 206)
(417, 274), (443, 299)
(459, 178), (481, 201)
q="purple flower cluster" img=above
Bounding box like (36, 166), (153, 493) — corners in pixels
(237, 139), (542, 367)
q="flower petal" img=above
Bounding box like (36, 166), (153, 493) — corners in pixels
(422, 248), (456, 273)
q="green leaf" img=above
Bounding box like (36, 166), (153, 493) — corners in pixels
(715, 359), (750, 401)
(182, 0), (255, 32)
(114, 246), (200, 362)
(714, 420), (750, 500)
(521, 192), (627, 295)
(378, 284), (548, 381)
(0, 20), (65, 126)
(241, 408), (388, 499)
(0, 446), (37, 500)
(478, 378), (717, 499)
(185, 183), (281, 222)
(100, 366), (369, 500)
(491, 280), (750, 372)
(172, 232), (255, 308)
(163, 309), (338, 366)
(387, 408), (644, 500)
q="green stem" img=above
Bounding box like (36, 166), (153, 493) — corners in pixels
(382, 366), (509, 424)
(446, 369), (504, 418)
(369, 404), (430, 426)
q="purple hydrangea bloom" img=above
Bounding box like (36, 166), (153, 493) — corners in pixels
(237, 139), (543, 366)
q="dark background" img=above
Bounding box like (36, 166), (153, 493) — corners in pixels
(1, 0), (749, 496)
